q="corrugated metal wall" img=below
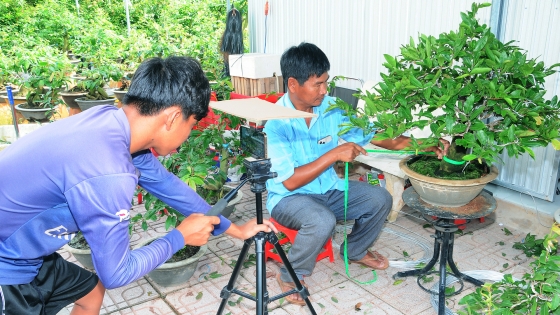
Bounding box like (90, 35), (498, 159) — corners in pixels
(248, 0), (560, 201)
(249, 1), (491, 86)
(491, 0), (560, 201)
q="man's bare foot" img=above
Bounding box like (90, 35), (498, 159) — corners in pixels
(350, 250), (389, 270)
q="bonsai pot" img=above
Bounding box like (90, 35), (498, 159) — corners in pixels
(113, 89), (127, 104)
(60, 91), (88, 109)
(1, 94), (25, 105)
(0, 88), (19, 96)
(135, 239), (207, 287)
(63, 243), (94, 270)
(399, 155), (499, 207)
(15, 104), (58, 122)
(75, 97), (116, 111)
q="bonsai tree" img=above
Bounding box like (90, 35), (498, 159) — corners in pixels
(20, 58), (70, 112)
(79, 63), (123, 101)
(328, 2), (560, 176)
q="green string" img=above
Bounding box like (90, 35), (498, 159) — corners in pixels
(365, 149), (435, 155)
(443, 155), (466, 165)
(343, 162), (377, 284)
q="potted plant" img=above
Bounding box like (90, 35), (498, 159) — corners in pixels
(59, 76), (88, 115)
(64, 231), (95, 270)
(328, 2), (560, 207)
(74, 63), (122, 111)
(112, 74), (132, 104)
(15, 59), (70, 122)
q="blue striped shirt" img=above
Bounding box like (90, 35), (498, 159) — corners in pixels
(264, 94), (376, 213)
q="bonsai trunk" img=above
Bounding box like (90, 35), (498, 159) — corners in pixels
(439, 137), (468, 174)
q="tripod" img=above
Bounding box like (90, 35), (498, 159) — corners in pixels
(215, 157), (317, 315)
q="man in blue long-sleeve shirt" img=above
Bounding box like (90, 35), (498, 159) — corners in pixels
(0, 56), (276, 315)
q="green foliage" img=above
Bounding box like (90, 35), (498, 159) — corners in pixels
(458, 223), (560, 314)
(21, 57), (71, 110)
(78, 63), (123, 100)
(512, 233), (554, 258)
(326, 2), (560, 171)
(0, 0), (247, 100)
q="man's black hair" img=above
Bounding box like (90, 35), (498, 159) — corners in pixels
(280, 42), (330, 88)
(123, 56), (210, 121)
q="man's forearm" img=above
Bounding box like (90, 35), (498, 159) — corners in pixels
(371, 135), (412, 150)
(282, 153), (337, 191)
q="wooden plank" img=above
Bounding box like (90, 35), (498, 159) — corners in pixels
(231, 76), (285, 97)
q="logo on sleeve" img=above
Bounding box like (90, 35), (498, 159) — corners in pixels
(44, 225), (75, 240)
(116, 209), (131, 222)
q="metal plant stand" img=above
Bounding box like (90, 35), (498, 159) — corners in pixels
(394, 188), (496, 315)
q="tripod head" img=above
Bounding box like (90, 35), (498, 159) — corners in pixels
(206, 157), (276, 223)
(243, 157), (276, 193)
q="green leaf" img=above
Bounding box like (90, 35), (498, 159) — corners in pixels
(476, 130), (489, 145)
(474, 35), (488, 52)
(551, 295), (560, 310)
(460, 12), (472, 27)
(409, 75), (423, 88)
(470, 67), (492, 75)
(383, 54), (397, 69)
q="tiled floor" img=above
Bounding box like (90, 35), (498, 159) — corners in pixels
(57, 180), (540, 315)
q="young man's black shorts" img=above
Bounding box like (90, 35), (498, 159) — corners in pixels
(0, 252), (99, 315)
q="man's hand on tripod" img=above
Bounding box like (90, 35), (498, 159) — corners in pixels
(225, 218), (278, 240)
(176, 213), (220, 246)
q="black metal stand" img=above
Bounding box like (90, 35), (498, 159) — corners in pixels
(216, 158), (317, 315)
(394, 188), (496, 315)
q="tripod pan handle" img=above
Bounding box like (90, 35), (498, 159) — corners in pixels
(205, 199), (228, 216)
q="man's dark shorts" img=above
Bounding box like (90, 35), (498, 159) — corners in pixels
(0, 252), (99, 315)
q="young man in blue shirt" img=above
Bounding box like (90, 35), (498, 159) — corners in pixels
(264, 43), (446, 305)
(0, 56), (276, 314)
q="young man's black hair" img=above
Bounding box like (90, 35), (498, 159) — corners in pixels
(280, 42), (330, 88)
(123, 56), (210, 120)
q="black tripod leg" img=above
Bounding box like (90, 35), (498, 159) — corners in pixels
(437, 231), (451, 315)
(447, 235), (483, 286)
(394, 230), (442, 279)
(216, 237), (253, 315)
(267, 233), (317, 315)
(254, 232), (268, 315)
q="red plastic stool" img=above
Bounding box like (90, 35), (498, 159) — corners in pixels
(265, 218), (335, 263)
